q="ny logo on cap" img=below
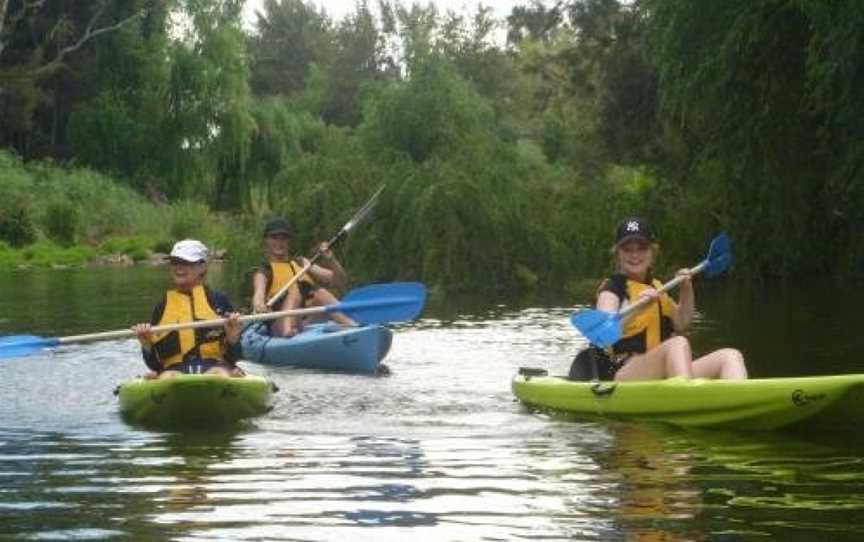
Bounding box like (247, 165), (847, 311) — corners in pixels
(626, 221), (640, 232)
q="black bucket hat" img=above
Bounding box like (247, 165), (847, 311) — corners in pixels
(263, 218), (292, 236)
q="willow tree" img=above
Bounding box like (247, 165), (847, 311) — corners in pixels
(153, 0), (255, 208)
(643, 0), (864, 278)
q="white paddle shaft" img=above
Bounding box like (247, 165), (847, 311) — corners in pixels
(618, 259), (707, 319)
(266, 185), (385, 308)
(265, 259), (314, 309)
(56, 305), (333, 345)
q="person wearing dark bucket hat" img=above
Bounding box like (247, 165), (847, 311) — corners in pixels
(569, 217), (747, 383)
(263, 218), (292, 237)
(251, 217), (355, 336)
(131, 239), (245, 380)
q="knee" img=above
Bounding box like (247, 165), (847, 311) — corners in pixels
(720, 348), (748, 378)
(721, 348), (745, 365)
(666, 336), (692, 357)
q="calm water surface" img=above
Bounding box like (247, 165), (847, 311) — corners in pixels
(1, 267), (863, 541)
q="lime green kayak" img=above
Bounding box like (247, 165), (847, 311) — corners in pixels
(512, 369), (864, 431)
(116, 374), (276, 428)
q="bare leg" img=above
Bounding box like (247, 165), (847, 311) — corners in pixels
(311, 288), (357, 326)
(157, 367), (232, 379)
(615, 336), (694, 381)
(205, 366), (232, 378)
(693, 348), (748, 380)
(271, 294), (300, 337)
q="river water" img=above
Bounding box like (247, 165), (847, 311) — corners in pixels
(1, 266), (863, 541)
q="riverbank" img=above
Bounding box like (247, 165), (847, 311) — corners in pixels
(0, 238), (229, 270)
(0, 150), (233, 270)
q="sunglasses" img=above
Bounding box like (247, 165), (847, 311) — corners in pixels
(169, 257), (204, 265)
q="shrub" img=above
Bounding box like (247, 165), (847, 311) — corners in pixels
(169, 200), (212, 241)
(0, 200), (36, 247)
(42, 200), (79, 247)
(100, 235), (155, 261)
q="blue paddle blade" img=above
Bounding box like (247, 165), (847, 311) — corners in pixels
(330, 282), (427, 325)
(0, 335), (61, 360)
(570, 309), (623, 348)
(703, 233), (733, 278)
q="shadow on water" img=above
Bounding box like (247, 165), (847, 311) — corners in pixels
(336, 436), (437, 528)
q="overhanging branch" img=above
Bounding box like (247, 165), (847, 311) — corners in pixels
(32, 5), (145, 78)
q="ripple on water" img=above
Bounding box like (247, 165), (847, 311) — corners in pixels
(2, 300), (864, 540)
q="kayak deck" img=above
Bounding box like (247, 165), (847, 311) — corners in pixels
(116, 374), (276, 428)
(512, 370), (864, 431)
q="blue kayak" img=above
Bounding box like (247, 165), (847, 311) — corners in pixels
(240, 322), (393, 374)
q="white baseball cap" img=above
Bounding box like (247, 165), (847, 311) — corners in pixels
(169, 239), (208, 263)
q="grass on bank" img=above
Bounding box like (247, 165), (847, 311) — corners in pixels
(0, 150), (231, 269)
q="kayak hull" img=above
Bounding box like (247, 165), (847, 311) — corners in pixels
(241, 322), (392, 374)
(512, 371), (864, 431)
(117, 374), (275, 428)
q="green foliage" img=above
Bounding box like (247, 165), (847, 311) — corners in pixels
(642, 0), (863, 279)
(0, 241), (25, 268)
(361, 56), (495, 163)
(1, 0), (161, 159)
(26, 161), (158, 241)
(169, 201), (213, 241)
(0, 202), (37, 248)
(244, 98), (306, 207)
(249, 0), (335, 97)
(0, 152), (37, 247)
(4, 0), (864, 289)
(0, 150), (226, 268)
(19, 241), (97, 268)
(100, 236), (156, 261)
(41, 200), (79, 247)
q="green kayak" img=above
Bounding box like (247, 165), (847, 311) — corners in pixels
(512, 368), (864, 431)
(116, 374), (276, 428)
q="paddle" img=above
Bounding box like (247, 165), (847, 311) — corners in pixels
(0, 282), (426, 360)
(266, 184), (386, 309)
(571, 234), (733, 348)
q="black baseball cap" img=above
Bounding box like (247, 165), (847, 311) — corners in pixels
(615, 217), (656, 246)
(263, 218), (291, 236)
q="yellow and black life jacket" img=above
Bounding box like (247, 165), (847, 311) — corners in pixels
(265, 260), (316, 300)
(612, 278), (676, 355)
(152, 285), (225, 368)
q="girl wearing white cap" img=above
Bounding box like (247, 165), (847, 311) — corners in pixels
(131, 239), (243, 379)
(578, 217), (747, 382)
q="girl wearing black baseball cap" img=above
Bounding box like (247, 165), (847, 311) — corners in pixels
(585, 217), (747, 381)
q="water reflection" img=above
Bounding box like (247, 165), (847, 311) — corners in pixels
(597, 424), (705, 542)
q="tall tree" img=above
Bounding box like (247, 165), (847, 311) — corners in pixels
(167, 0), (255, 208)
(248, 0), (334, 97)
(0, 0), (150, 158)
(506, 0), (563, 46)
(361, 54), (494, 163)
(319, 0), (393, 126)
